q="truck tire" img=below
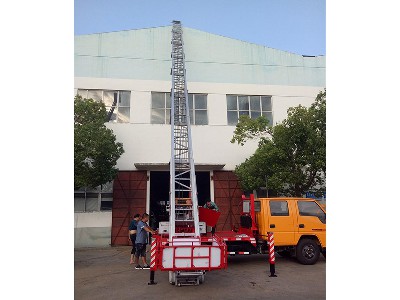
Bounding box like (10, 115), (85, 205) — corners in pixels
(296, 239), (320, 265)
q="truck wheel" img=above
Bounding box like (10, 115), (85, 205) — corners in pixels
(296, 239), (320, 265)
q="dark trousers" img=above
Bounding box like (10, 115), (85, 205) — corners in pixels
(130, 234), (136, 254)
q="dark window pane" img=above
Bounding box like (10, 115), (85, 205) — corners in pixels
(118, 107), (130, 123)
(239, 111), (249, 117)
(119, 91), (131, 106)
(103, 91), (115, 107)
(101, 201), (113, 211)
(77, 89), (88, 98)
(86, 198), (99, 212)
(195, 110), (208, 125)
(166, 93), (171, 108)
(298, 201), (326, 223)
(261, 96), (272, 111)
(251, 111), (261, 119)
(151, 109), (165, 124)
(166, 109), (171, 124)
(269, 201), (289, 216)
(188, 94), (194, 110)
(86, 192), (99, 198)
(87, 90), (103, 102)
(227, 111), (238, 125)
(74, 193), (86, 199)
(74, 198), (85, 212)
(227, 95), (237, 110)
(262, 112), (273, 125)
(152, 92), (165, 109)
(189, 110), (194, 124)
(101, 193), (113, 198)
(250, 96), (260, 111)
(195, 94), (207, 109)
(238, 96), (249, 110)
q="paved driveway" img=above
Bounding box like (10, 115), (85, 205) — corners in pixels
(75, 246), (326, 300)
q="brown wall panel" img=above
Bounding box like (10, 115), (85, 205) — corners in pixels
(112, 226), (128, 237)
(111, 171), (147, 245)
(113, 237), (130, 245)
(112, 208), (131, 218)
(112, 216), (129, 228)
(212, 171), (243, 231)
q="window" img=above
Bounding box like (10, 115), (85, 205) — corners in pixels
(269, 201), (289, 216)
(77, 89), (131, 123)
(151, 92), (171, 124)
(297, 201), (326, 223)
(188, 94), (208, 125)
(74, 182), (113, 212)
(227, 95), (273, 126)
(151, 92), (208, 125)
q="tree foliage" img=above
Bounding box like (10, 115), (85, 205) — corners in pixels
(231, 90), (326, 197)
(74, 95), (124, 190)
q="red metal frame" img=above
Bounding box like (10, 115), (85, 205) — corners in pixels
(151, 234), (227, 271)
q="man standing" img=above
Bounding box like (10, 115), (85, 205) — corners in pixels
(203, 200), (219, 235)
(128, 213), (141, 265)
(135, 213), (156, 269)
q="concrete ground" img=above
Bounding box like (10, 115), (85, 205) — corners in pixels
(75, 246), (325, 300)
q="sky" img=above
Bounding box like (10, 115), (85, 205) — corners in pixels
(74, 0), (325, 56)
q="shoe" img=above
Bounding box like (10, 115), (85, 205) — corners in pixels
(135, 265), (142, 269)
(142, 265), (150, 269)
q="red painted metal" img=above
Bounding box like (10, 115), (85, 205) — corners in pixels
(211, 231), (257, 248)
(150, 237), (158, 271)
(151, 234), (227, 272)
(268, 232), (275, 265)
(249, 194), (258, 231)
(198, 207), (221, 227)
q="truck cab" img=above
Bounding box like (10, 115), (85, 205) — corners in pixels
(255, 197), (326, 264)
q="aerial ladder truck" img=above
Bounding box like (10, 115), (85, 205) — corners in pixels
(150, 21), (227, 286)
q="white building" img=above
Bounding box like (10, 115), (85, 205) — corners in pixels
(74, 25), (325, 247)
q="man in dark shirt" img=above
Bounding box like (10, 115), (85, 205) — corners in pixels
(135, 213), (156, 269)
(128, 214), (141, 265)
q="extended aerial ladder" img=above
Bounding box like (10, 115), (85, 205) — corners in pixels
(150, 21), (226, 286)
(169, 20), (200, 240)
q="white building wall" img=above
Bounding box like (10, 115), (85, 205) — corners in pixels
(74, 76), (323, 247)
(75, 77), (323, 171)
(74, 212), (112, 247)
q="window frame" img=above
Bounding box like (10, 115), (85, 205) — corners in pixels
(269, 200), (289, 216)
(76, 89), (131, 123)
(150, 92), (171, 124)
(188, 93), (208, 125)
(227, 94), (273, 126)
(151, 92), (208, 125)
(74, 182), (114, 212)
(297, 201), (326, 223)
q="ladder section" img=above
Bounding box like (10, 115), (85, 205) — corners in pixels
(169, 20), (200, 240)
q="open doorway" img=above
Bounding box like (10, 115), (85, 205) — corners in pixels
(149, 171), (210, 229)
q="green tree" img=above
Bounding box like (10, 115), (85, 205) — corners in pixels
(231, 90), (326, 197)
(74, 95), (124, 190)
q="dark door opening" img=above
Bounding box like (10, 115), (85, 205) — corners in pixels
(149, 171), (210, 230)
